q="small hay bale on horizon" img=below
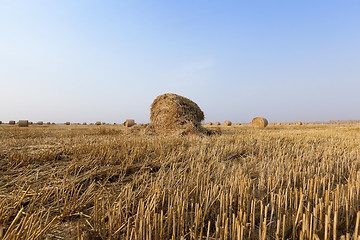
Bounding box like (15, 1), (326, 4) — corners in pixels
(146, 93), (213, 136)
(296, 121), (303, 126)
(83, 122), (87, 125)
(65, 122), (70, 125)
(37, 121), (43, 125)
(124, 119), (136, 127)
(0, 121), (2, 124)
(251, 117), (268, 129)
(215, 122), (220, 126)
(224, 120), (232, 126)
(95, 121), (101, 125)
(9, 120), (16, 125)
(18, 120), (29, 127)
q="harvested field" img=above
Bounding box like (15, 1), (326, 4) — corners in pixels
(1, 123), (360, 239)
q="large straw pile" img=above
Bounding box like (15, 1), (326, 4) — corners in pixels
(147, 93), (213, 136)
(251, 117), (268, 129)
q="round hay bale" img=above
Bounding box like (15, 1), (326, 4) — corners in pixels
(0, 121), (2, 124)
(37, 121), (43, 125)
(65, 122), (70, 125)
(276, 123), (281, 126)
(296, 121), (303, 126)
(207, 122), (213, 125)
(224, 120), (232, 126)
(124, 119), (136, 127)
(18, 120), (29, 127)
(95, 121), (101, 125)
(215, 122), (220, 125)
(147, 93), (212, 135)
(82, 122), (87, 125)
(251, 117), (268, 129)
(9, 120), (16, 125)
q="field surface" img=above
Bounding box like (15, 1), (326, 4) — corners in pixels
(1, 123), (360, 239)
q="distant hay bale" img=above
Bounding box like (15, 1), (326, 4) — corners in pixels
(276, 123), (281, 126)
(18, 120), (29, 127)
(95, 121), (101, 125)
(0, 121), (2, 124)
(9, 120), (15, 125)
(124, 119), (136, 127)
(215, 122), (220, 125)
(207, 122), (213, 125)
(251, 117), (268, 129)
(296, 121), (303, 126)
(82, 122), (87, 125)
(37, 121), (43, 125)
(224, 120), (232, 126)
(146, 93), (213, 136)
(65, 122), (70, 125)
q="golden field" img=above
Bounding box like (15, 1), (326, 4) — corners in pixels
(1, 123), (360, 239)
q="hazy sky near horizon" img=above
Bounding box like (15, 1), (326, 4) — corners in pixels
(1, 1), (360, 123)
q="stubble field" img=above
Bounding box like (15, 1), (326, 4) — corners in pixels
(1, 123), (360, 239)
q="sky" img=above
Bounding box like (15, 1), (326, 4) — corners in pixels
(1, 1), (360, 124)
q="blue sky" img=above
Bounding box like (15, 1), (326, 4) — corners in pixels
(1, 1), (359, 123)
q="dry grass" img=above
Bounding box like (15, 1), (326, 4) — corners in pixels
(1, 123), (360, 239)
